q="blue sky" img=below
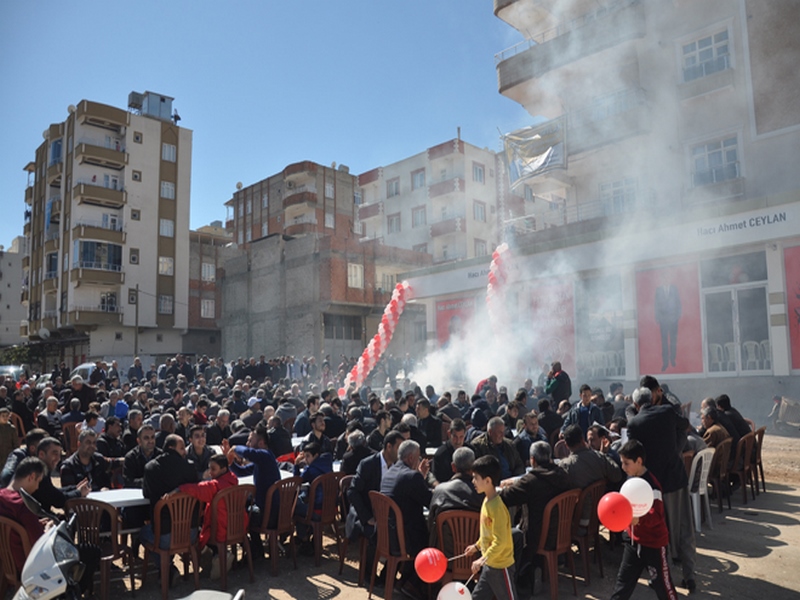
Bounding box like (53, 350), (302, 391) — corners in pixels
(0, 1), (531, 250)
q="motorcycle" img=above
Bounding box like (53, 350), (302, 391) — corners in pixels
(13, 489), (84, 600)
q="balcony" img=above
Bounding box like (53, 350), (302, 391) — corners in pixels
(72, 219), (126, 244)
(21, 255), (30, 269)
(67, 305), (123, 327)
(23, 221), (31, 236)
(282, 190), (318, 210)
(494, 0), (557, 35)
(497, 0), (645, 94)
(75, 142), (127, 170)
(225, 219), (234, 232)
(20, 321), (28, 338)
(428, 177), (465, 199)
(49, 197), (61, 223)
(427, 139), (465, 161)
(73, 182), (127, 208)
(568, 88), (650, 154)
(358, 202), (383, 220)
(20, 287), (29, 303)
(76, 100), (128, 132)
(429, 213), (466, 238)
(47, 161), (63, 185)
(70, 262), (124, 286)
(43, 272), (58, 292)
(433, 250), (467, 264)
(284, 222), (318, 236)
(283, 160), (318, 179)
(44, 232), (60, 254)
(25, 185), (33, 205)
(684, 163), (745, 205)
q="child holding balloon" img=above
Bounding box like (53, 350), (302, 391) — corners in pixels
(465, 455), (518, 600)
(611, 440), (679, 600)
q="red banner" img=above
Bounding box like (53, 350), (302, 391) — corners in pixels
(636, 264), (703, 374)
(436, 297), (475, 348)
(529, 282), (576, 375)
(785, 246), (800, 370)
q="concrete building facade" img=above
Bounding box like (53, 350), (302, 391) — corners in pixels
(21, 92), (192, 369)
(0, 237), (27, 348)
(400, 0), (800, 409)
(356, 138), (503, 264)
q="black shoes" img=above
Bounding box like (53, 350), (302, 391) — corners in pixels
(681, 578), (697, 593)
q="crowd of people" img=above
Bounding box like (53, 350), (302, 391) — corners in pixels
(0, 353), (757, 599)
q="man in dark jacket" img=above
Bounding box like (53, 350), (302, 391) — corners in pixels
(141, 434), (198, 553)
(560, 384), (605, 437)
(469, 417), (525, 480)
(341, 429), (374, 476)
(544, 361), (572, 404)
(628, 376), (696, 593)
(415, 399), (442, 448)
(427, 446), (482, 550)
(499, 440), (572, 578)
(432, 418), (467, 483)
(33, 437), (89, 512)
(536, 398), (563, 439)
(60, 429), (120, 491)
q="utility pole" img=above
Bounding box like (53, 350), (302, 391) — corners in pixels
(134, 284), (139, 356)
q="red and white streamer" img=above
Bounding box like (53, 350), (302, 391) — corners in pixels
(339, 281), (413, 396)
(486, 243), (512, 335)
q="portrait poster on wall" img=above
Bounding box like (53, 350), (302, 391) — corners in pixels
(436, 297), (475, 348)
(636, 263), (704, 374)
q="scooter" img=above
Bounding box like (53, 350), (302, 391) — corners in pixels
(13, 489), (84, 600)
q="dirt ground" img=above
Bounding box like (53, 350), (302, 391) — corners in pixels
(17, 430), (800, 600)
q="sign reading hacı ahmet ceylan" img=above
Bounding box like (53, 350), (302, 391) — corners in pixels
(697, 210), (787, 237)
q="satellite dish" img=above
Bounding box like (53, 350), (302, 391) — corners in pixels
(236, 182), (243, 190)
(38, 328), (51, 339)
(43, 129), (49, 140)
(68, 104), (76, 114)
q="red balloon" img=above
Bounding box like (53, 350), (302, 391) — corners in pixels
(337, 387), (346, 398)
(597, 492), (633, 532)
(415, 547), (447, 583)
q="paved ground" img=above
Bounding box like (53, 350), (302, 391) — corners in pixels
(35, 428), (800, 600)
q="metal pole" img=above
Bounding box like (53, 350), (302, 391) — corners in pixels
(134, 284), (139, 355)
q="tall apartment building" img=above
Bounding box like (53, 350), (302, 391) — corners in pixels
(402, 0), (800, 405)
(224, 161), (360, 246)
(356, 138), (502, 264)
(21, 92), (192, 368)
(0, 237), (27, 348)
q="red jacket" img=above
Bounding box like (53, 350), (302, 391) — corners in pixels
(628, 470), (670, 549)
(179, 469), (241, 547)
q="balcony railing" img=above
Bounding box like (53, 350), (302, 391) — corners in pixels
(692, 162), (740, 187)
(73, 261), (123, 272)
(70, 304), (123, 314)
(44, 270), (58, 280)
(45, 230), (60, 242)
(74, 218), (124, 232)
(433, 250), (468, 264)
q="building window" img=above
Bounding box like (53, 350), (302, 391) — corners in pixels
(474, 239), (488, 257)
(325, 212), (335, 228)
(261, 222), (268, 237)
(246, 198), (252, 214)
(201, 262), (216, 282)
(387, 178), (400, 198)
(324, 314), (363, 340)
(325, 182), (334, 199)
(347, 263), (364, 289)
(412, 206), (427, 228)
(692, 136), (739, 187)
(158, 256), (174, 276)
(128, 288), (137, 304)
(238, 201), (244, 218)
(133, 132), (143, 144)
(132, 170), (142, 182)
(472, 162), (485, 184)
(413, 243), (428, 254)
(237, 231), (243, 245)
(473, 200), (487, 222)
(160, 181), (175, 199)
(45, 253), (58, 278)
(411, 169), (426, 190)
(414, 322), (427, 342)
(73, 241), (122, 271)
(129, 248), (139, 265)
(381, 273), (396, 292)
(201, 299), (215, 319)
(387, 213), (401, 234)
(158, 295), (173, 315)
(161, 143), (177, 162)
(599, 178), (637, 214)
(682, 29), (730, 82)
(261, 191), (268, 209)
(131, 209), (141, 221)
(159, 218), (174, 237)
(100, 292), (117, 312)
(354, 190), (362, 205)
(49, 139), (62, 166)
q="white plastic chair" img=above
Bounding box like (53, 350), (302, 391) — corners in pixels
(760, 339), (771, 370)
(708, 343), (724, 372)
(723, 342), (737, 371)
(177, 591), (245, 600)
(688, 448), (716, 533)
(742, 341), (760, 370)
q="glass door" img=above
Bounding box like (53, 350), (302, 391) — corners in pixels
(737, 287), (770, 372)
(704, 286), (770, 374)
(705, 291), (735, 373)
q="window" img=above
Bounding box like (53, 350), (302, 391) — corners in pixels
(49, 140), (62, 166)
(599, 178), (637, 214)
(412, 206), (427, 228)
(414, 322), (427, 342)
(158, 295), (173, 315)
(63, 251), (69, 272)
(413, 243), (428, 254)
(160, 181), (175, 199)
(325, 212), (335, 228)
(132, 170), (142, 182)
(692, 136), (739, 186)
(325, 182), (334, 199)
(411, 169), (426, 190)
(103, 174), (120, 190)
(473, 200), (487, 222)
(201, 262), (216, 282)
(682, 29), (730, 82)
(324, 314), (363, 340)
(158, 256), (174, 276)
(73, 241), (122, 271)
(387, 213), (401, 234)
(246, 198), (252, 214)
(245, 228), (252, 242)
(45, 253), (58, 278)
(261, 222), (268, 237)
(237, 230), (243, 245)
(238, 201), (244, 218)
(161, 143), (176, 162)
(261, 191), (268, 209)
(347, 263), (364, 288)
(131, 209), (141, 221)
(381, 273), (396, 292)
(472, 162), (485, 183)
(133, 132), (143, 144)
(440, 169), (447, 181)
(387, 178), (400, 198)
(100, 292), (117, 312)
(474, 239), (488, 257)
(159, 218), (174, 237)
(115, 332), (123, 340)
(201, 299), (215, 319)
(354, 190), (362, 205)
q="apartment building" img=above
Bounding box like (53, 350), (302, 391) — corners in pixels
(21, 91), (192, 368)
(224, 161), (360, 246)
(356, 138), (503, 264)
(402, 0), (800, 405)
(0, 237), (27, 348)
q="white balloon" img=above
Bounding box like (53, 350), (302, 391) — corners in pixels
(437, 582), (471, 600)
(620, 477), (655, 517)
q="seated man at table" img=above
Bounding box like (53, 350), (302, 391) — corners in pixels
(206, 409), (232, 446)
(141, 434), (199, 578)
(0, 458), (48, 575)
(432, 418), (468, 484)
(428, 446), (482, 552)
(470, 417), (525, 481)
(33, 437), (90, 513)
(60, 429), (122, 491)
(0, 428), (48, 487)
(513, 411), (548, 465)
(293, 440), (333, 553)
(122, 409), (143, 453)
(298, 412), (333, 455)
(499, 440), (572, 589)
(186, 425), (214, 479)
(341, 429), (373, 476)
(123, 424), (161, 528)
(266, 415), (293, 458)
(97, 416), (126, 459)
(226, 426), (281, 559)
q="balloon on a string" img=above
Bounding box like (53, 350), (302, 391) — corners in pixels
(414, 547), (447, 583)
(597, 492), (633, 532)
(620, 477), (654, 518)
(437, 581), (471, 600)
